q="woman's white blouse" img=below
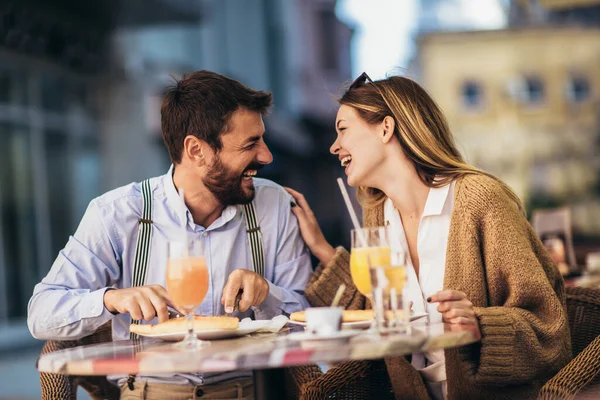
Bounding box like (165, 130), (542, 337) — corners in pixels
(383, 180), (455, 400)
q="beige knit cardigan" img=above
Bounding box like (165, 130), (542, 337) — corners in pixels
(305, 174), (571, 400)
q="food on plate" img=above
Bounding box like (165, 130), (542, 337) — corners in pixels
(130, 315), (239, 335)
(290, 309), (400, 323)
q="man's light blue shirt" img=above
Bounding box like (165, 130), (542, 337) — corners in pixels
(28, 166), (311, 384)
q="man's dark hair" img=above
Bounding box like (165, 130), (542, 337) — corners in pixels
(161, 70), (273, 163)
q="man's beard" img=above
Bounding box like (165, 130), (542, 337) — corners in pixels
(203, 157), (264, 206)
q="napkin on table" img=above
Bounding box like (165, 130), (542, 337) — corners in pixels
(240, 315), (289, 333)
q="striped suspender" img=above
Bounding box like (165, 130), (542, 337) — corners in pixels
(242, 202), (265, 277)
(130, 179), (153, 340)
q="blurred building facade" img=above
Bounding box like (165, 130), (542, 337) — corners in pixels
(0, 0), (352, 331)
(509, 0), (600, 26)
(414, 1), (600, 237)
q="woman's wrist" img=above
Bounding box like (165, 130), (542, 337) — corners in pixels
(313, 243), (336, 265)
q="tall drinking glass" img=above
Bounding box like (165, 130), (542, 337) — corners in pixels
(166, 238), (209, 349)
(349, 227), (391, 297)
(349, 227), (390, 331)
(369, 249), (410, 334)
(386, 250), (409, 332)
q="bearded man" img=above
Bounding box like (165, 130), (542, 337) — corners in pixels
(28, 70), (311, 399)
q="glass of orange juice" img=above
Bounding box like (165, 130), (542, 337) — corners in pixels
(350, 227), (390, 331)
(349, 227), (391, 297)
(166, 238), (209, 349)
(386, 250), (409, 332)
(369, 249), (409, 334)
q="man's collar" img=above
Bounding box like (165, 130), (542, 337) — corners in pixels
(163, 165), (238, 230)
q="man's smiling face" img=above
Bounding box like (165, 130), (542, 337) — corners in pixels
(202, 107), (273, 206)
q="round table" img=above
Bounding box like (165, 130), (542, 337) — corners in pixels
(37, 321), (480, 399)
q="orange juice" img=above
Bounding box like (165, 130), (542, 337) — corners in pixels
(166, 256), (209, 309)
(349, 247), (390, 296)
(383, 265), (406, 295)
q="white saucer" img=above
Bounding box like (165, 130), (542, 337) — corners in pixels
(282, 330), (360, 345)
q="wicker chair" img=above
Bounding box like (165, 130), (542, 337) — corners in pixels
(287, 359), (395, 399)
(538, 286), (600, 399)
(39, 322), (119, 400)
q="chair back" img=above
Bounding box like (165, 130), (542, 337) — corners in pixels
(565, 286), (600, 357)
(532, 207), (577, 272)
(39, 322), (118, 400)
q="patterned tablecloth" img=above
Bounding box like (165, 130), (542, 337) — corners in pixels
(37, 322), (479, 376)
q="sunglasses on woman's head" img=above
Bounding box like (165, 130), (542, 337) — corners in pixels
(349, 72), (373, 90)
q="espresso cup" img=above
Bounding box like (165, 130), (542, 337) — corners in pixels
(305, 307), (343, 336)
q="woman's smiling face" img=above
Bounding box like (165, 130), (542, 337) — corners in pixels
(330, 105), (387, 187)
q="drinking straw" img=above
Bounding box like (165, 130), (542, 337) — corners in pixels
(331, 284), (346, 308)
(336, 177), (367, 248)
(178, 188), (189, 257)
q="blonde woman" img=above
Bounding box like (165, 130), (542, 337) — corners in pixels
(286, 73), (571, 400)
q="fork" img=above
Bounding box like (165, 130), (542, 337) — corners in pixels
(226, 290), (243, 317)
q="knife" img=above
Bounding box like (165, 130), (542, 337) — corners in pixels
(168, 309), (184, 319)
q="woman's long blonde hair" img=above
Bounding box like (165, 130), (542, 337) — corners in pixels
(339, 75), (525, 214)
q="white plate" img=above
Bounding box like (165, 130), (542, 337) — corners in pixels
(282, 330), (361, 344)
(136, 319), (271, 341)
(289, 312), (428, 330)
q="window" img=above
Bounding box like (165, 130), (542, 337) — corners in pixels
(0, 72), (10, 103)
(45, 129), (72, 257)
(461, 81), (484, 109)
(0, 69), (28, 105)
(0, 124), (38, 319)
(523, 76), (545, 105)
(531, 161), (549, 195)
(565, 76), (591, 103)
(0, 61), (100, 322)
(41, 74), (68, 113)
(318, 10), (337, 71)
